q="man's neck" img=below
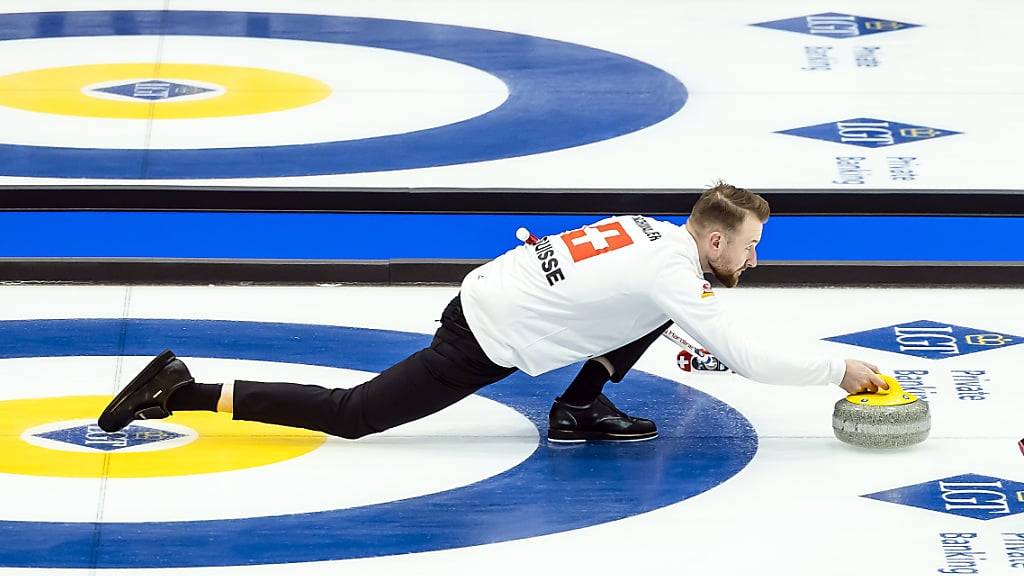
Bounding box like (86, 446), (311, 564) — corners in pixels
(684, 222), (711, 274)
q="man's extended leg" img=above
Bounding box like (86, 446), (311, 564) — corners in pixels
(228, 338), (509, 438)
(548, 320), (672, 443)
(98, 296), (516, 438)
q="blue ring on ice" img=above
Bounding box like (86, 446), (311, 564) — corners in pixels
(0, 318), (755, 567)
(0, 11), (687, 178)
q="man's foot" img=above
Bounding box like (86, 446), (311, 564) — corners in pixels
(548, 394), (658, 443)
(98, 350), (195, 433)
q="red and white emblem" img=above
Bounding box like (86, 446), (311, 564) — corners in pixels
(561, 223), (634, 262)
(700, 280), (715, 299)
(676, 350), (692, 372)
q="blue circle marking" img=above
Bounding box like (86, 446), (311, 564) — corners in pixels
(0, 319), (755, 568)
(0, 11), (687, 179)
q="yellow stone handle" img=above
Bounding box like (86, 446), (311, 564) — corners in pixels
(845, 374), (919, 406)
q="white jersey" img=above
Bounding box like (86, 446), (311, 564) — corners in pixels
(460, 215), (846, 386)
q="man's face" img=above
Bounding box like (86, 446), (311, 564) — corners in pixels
(708, 215), (762, 288)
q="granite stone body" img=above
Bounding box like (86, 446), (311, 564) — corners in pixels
(832, 398), (931, 448)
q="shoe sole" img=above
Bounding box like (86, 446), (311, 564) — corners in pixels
(547, 431), (659, 443)
(98, 349), (176, 432)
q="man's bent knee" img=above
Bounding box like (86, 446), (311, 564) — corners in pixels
(328, 424), (376, 440)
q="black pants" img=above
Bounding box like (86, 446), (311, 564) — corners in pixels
(233, 295), (670, 438)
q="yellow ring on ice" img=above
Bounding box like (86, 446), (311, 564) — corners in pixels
(0, 63), (330, 119)
(0, 396), (325, 478)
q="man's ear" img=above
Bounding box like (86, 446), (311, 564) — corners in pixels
(708, 231), (723, 250)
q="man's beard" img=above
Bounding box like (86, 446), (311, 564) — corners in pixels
(710, 259), (744, 288)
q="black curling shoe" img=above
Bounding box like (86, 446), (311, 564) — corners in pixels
(98, 349), (195, 433)
(547, 394), (658, 443)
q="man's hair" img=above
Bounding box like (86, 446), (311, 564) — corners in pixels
(688, 181), (769, 233)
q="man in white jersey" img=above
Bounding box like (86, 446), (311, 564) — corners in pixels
(98, 183), (887, 442)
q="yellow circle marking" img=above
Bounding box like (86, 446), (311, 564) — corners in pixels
(0, 63), (331, 119)
(0, 396), (325, 478)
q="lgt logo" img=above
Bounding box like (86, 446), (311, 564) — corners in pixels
(751, 13), (920, 38)
(864, 474), (1024, 520)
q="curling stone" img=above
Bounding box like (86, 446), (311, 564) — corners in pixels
(832, 374), (930, 449)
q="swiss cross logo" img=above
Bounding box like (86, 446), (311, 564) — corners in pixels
(561, 223), (634, 262)
(677, 350), (692, 372)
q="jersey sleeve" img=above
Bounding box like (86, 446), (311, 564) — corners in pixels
(650, 257), (846, 387)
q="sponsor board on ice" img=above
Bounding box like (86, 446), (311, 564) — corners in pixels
(864, 474), (1024, 520)
(826, 320), (1021, 359)
(752, 13), (920, 39)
